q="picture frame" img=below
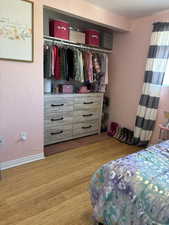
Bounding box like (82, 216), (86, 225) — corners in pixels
(0, 0), (34, 62)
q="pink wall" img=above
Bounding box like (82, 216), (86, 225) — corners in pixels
(0, 0), (44, 163)
(1, 0), (168, 164)
(108, 10), (169, 144)
(0, 0), (131, 163)
(42, 0), (132, 31)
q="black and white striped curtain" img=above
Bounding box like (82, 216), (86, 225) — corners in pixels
(134, 22), (169, 146)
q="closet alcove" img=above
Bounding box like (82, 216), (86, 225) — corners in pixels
(43, 7), (113, 152)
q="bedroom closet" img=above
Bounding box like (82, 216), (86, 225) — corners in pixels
(43, 7), (113, 150)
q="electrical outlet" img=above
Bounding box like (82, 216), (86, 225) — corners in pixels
(20, 132), (28, 141)
(0, 136), (5, 144)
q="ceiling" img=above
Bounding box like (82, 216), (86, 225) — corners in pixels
(84, 0), (169, 18)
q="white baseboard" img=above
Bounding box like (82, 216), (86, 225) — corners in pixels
(0, 153), (45, 170)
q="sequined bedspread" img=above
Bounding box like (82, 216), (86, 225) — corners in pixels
(90, 141), (169, 225)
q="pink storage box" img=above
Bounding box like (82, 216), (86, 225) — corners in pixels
(85, 29), (100, 47)
(58, 85), (73, 94)
(49, 20), (70, 40)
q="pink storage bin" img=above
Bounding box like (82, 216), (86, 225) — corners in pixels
(58, 85), (73, 94)
(85, 29), (100, 47)
(49, 20), (70, 40)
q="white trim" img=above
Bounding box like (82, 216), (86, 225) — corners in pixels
(0, 153), (45, 170)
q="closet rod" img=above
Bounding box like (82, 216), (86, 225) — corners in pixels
(44, 35), (112, 54)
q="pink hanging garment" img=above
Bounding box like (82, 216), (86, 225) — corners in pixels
(105, 54), (108, 85)
(51, 46), (55, 76)
(88, 52), (93, 82)
(54, 46), (61, 80)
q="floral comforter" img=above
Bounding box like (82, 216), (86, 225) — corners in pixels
(90, 141), (169, 225)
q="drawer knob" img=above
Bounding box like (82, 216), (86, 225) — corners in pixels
(82, 125), (92, 129)
(83, 101), (93, 105)
(51, 117), (64, 121)
(50, 131), (63, 135)
(83, 114), (93, 117)
(51, 104), (64, 107)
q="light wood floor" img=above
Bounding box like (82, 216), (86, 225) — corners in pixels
(0, 136), (140, 225)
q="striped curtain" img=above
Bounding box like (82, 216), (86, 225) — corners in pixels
(134, 22), (169, 146)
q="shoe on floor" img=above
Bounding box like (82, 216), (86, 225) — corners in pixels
(126, 130), (134, 145)
(107, 122), (119, 137)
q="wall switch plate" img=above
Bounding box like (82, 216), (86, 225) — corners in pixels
(20, 132), (28, 141)
(0, 136), (5, 144)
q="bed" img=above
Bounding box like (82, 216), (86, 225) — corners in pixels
(90, 140), (169, 225)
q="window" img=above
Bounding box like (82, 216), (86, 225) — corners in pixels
(163, 60), (169, 86)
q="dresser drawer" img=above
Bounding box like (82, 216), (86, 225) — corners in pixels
(45, 95), (73, 103)
(45, 111), (73, 128)
(44, 125), (72, 145)
(74, 102), (100, 111)
(44, 94), (102, 145)
(74, 95), (101, 104)
(73, 110), (99, 122)
(73, 121), (98, 136)
(44, 100), (73, 113)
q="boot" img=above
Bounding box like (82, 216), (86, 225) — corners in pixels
(114, 126), (122, 139)
(107, 122), (119, 137)
(126, 130), (135, 145)
(117, 127), (125, 141)
(120, 128), (129, 143)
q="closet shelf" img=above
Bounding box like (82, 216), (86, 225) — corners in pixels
(44, 35), (112, 54)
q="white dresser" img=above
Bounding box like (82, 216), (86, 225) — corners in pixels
(44, 93), (103, 145)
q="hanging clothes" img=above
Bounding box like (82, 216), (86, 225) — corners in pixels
(83, 51), (94, 83)
(82, 51), (87, 82)
(79, 50), (84, 83)
(44, 45), (52, 78)
(43, 41), (108, 91)
(100, 53), (107, 92)
(73, 49), (79, 81)
(51, 46), (55, 76)
(88, 52), (94, 83)
(60, 48), (68, 80)
(74, 49), (84, 82)
(104, 54), (108, 85)
(53, 46), (61, 80)
(66, 49), (74, 80)
(93, 53), (106, 92)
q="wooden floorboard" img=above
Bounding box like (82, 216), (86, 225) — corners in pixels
(44, 132), (109, 156)
(0, 135), (141, 225)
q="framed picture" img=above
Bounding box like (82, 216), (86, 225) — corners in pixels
(0, 0), (34, 62)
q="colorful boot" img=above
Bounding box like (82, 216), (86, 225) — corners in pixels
(107, 122), (119, 137)
(126, 130), (135, 145)
(120, 128), (130, 143)
(114, 126), (121, 139)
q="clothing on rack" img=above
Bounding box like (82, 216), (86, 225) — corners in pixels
(83, 52), (93, 83)
(66, 49), (74, 80)
(88, 52), (94, 83)
(44, 45), (52, 78)
(82, 51), (87, 82)
(44, 41), (108, 92)
(104, 54), (108, 85)
(51, 46), (55, 75)
(53, 46), (61, 80)
(60, 48), (68, 80)
(74, 49), (84, 82)
(100, 54), (108, 91)
(93, 53), (106, 92)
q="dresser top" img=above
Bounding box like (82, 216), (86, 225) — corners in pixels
(44, 93), (104, 97)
